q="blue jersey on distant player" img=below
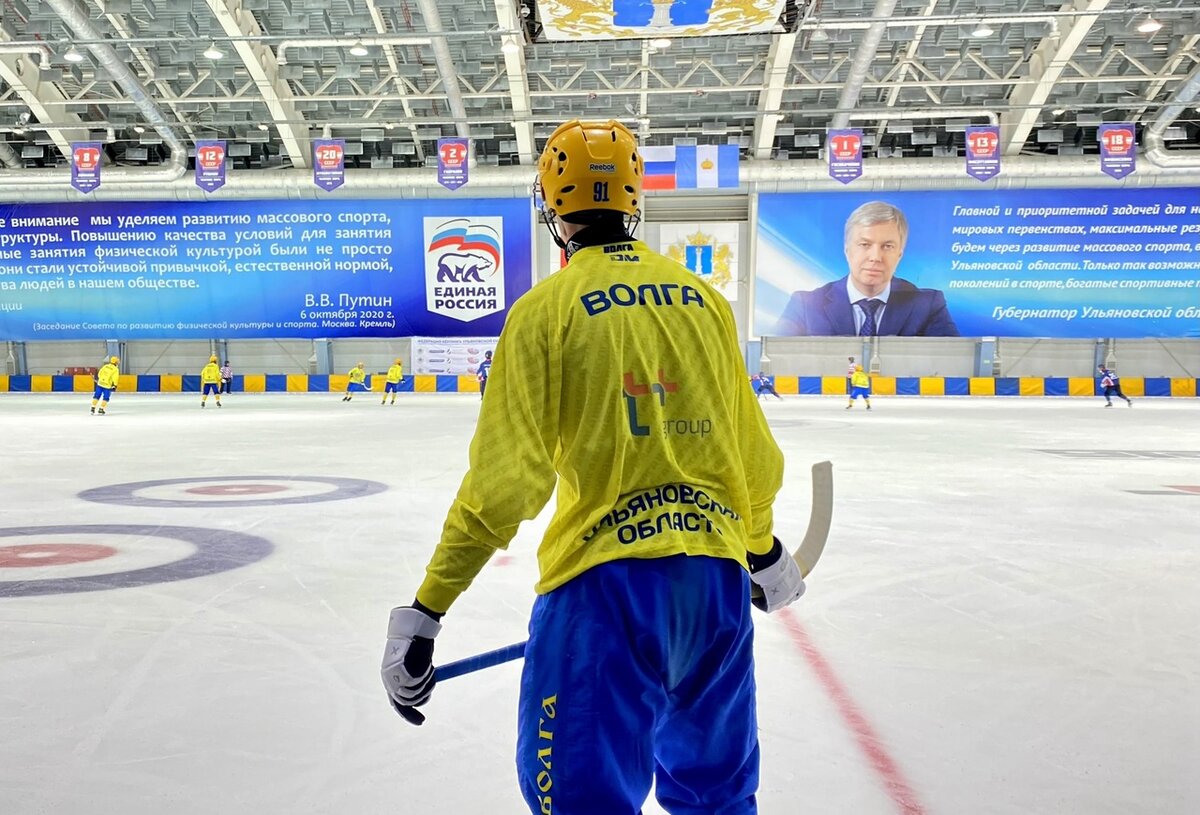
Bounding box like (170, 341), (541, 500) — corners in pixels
(1100, 369), (1118, 387)
(477, 358), (492, 380)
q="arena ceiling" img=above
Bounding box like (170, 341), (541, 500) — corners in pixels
(0, 0), (1197, 173)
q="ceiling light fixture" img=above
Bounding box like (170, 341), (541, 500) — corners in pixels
(649, 37), (672, 49)
(1136, 15), (1162, 34)
(258, 123), (270, 131)
(971, 22), (994, 38)
(63, 45), (84, 63)
(1052, 108), (1066, 116)
(349, 40), (369, 57)
(133, 125), (145, 133)
(203, 42), (225, 60)
(810, 26), (829, 43)
(501, 38), (520, 54)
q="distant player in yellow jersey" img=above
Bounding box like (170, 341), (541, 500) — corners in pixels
(847, 364), (872, 410)
(343, 362), (366, 402)
(382, 358), (403, 405)
(90, 356), (120, 415)
(200, 355), (222, 408)
(382, 120), (803, 814)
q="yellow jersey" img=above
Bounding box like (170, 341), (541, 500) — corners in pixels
(386, 364), (403, 384)
(96, 363), (120, 389)
(417, 239), (784, 613)
(201, 362), (222, 384)
(851, 370), (871, 388)
(348, 366), (366, 384)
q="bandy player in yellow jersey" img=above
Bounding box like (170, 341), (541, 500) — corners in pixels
(382, 120), (804, 814)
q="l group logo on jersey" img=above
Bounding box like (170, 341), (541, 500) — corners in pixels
(623, 370), (678, 436)
(424, 217), (505, 322)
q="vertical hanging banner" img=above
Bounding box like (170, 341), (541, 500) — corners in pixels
(1098, 123), (1136, 180)
(313, 139), (346, 191)
(965, 125), (1001, 181)
(194, 140), (227, 192)
(70, 142), (103, 194)
(827, 129), (863, 185)
(438, 138), (470, 191)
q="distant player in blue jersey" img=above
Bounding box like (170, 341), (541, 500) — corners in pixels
(1098, 365), (1132, 408)
(476, 350), (493, 400)
(754, 372), (782, 400)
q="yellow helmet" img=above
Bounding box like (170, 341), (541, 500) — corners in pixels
(394, 358), (402, 365)
(855, 364), (864, 371)
(110, 356), (119, 365)
(209, 355), (218, 363)
(536, 119), (643, 222)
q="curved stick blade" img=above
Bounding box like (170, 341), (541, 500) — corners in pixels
(795, 460), (833, 577)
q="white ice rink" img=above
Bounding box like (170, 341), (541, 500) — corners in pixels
(1, 393), (1197, 815)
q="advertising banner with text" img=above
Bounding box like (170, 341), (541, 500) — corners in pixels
(756, 188), (1200, 339)
(0, 198), (532, 340)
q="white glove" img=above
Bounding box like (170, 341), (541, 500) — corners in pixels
(748, 537), (806, 613)
(381, 606), (442, 725)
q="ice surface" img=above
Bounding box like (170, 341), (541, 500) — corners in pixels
(1, 393), (1197, 815)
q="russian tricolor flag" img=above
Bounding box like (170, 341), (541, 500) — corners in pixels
(641, 144), (740, 190)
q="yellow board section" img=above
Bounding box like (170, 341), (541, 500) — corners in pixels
(1171, 378), (1197, 397)
(919, 377), (944, 396)
(1068, 377), (1095, 397)
(243, 374), (266, 393)
(776, 376), (798, 395)
(74, 375), (94, 392)
(0, 375), (7, 392)
(1122, 377), (1145, 397)
(371, 376), (386, 392)
(160, 374), (182, 393)
(821, 376), (847, 395)
(969, 377), (995, 396)
(328, 375), (348, 392)
(118, 374), (138, 393)
(1019, 377), (1044, 396)
(414, 375), (437, 393)
(458, 375), (480, 393)
(31, 375), (53, 392)
(872, 376), (896, 395)
(286, 374), (308, 393)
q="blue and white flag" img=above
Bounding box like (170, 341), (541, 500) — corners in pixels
(640, 144), (739, 190)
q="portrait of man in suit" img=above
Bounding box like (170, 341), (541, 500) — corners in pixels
(773, 201), (959, 337)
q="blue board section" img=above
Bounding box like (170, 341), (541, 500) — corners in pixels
(944, 377), (969, 396)
(1044, 378), (1068, 396)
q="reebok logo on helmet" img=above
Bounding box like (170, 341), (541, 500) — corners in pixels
(589, 163), (616, 173)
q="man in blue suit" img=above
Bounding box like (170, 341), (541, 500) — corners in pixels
(773, 201), (959, 337)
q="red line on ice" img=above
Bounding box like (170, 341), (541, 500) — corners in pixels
(780, 610), (927, 815)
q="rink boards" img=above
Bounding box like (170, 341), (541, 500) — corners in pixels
(0, 374), (1197, 398)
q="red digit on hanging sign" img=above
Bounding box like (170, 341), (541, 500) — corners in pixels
(74, 146), (100, 170)
(440, 142), (465, 165)
(968, 131), (998, 157)
(830, 134), (860, 159)
(316, 144), (343, 168)
(198, 145), (224, 168)
(1102, 128), (1133, 154)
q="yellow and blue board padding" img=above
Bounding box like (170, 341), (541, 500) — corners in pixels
(765, 376), (1195, 398)
(1, 374), (1195, 397)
